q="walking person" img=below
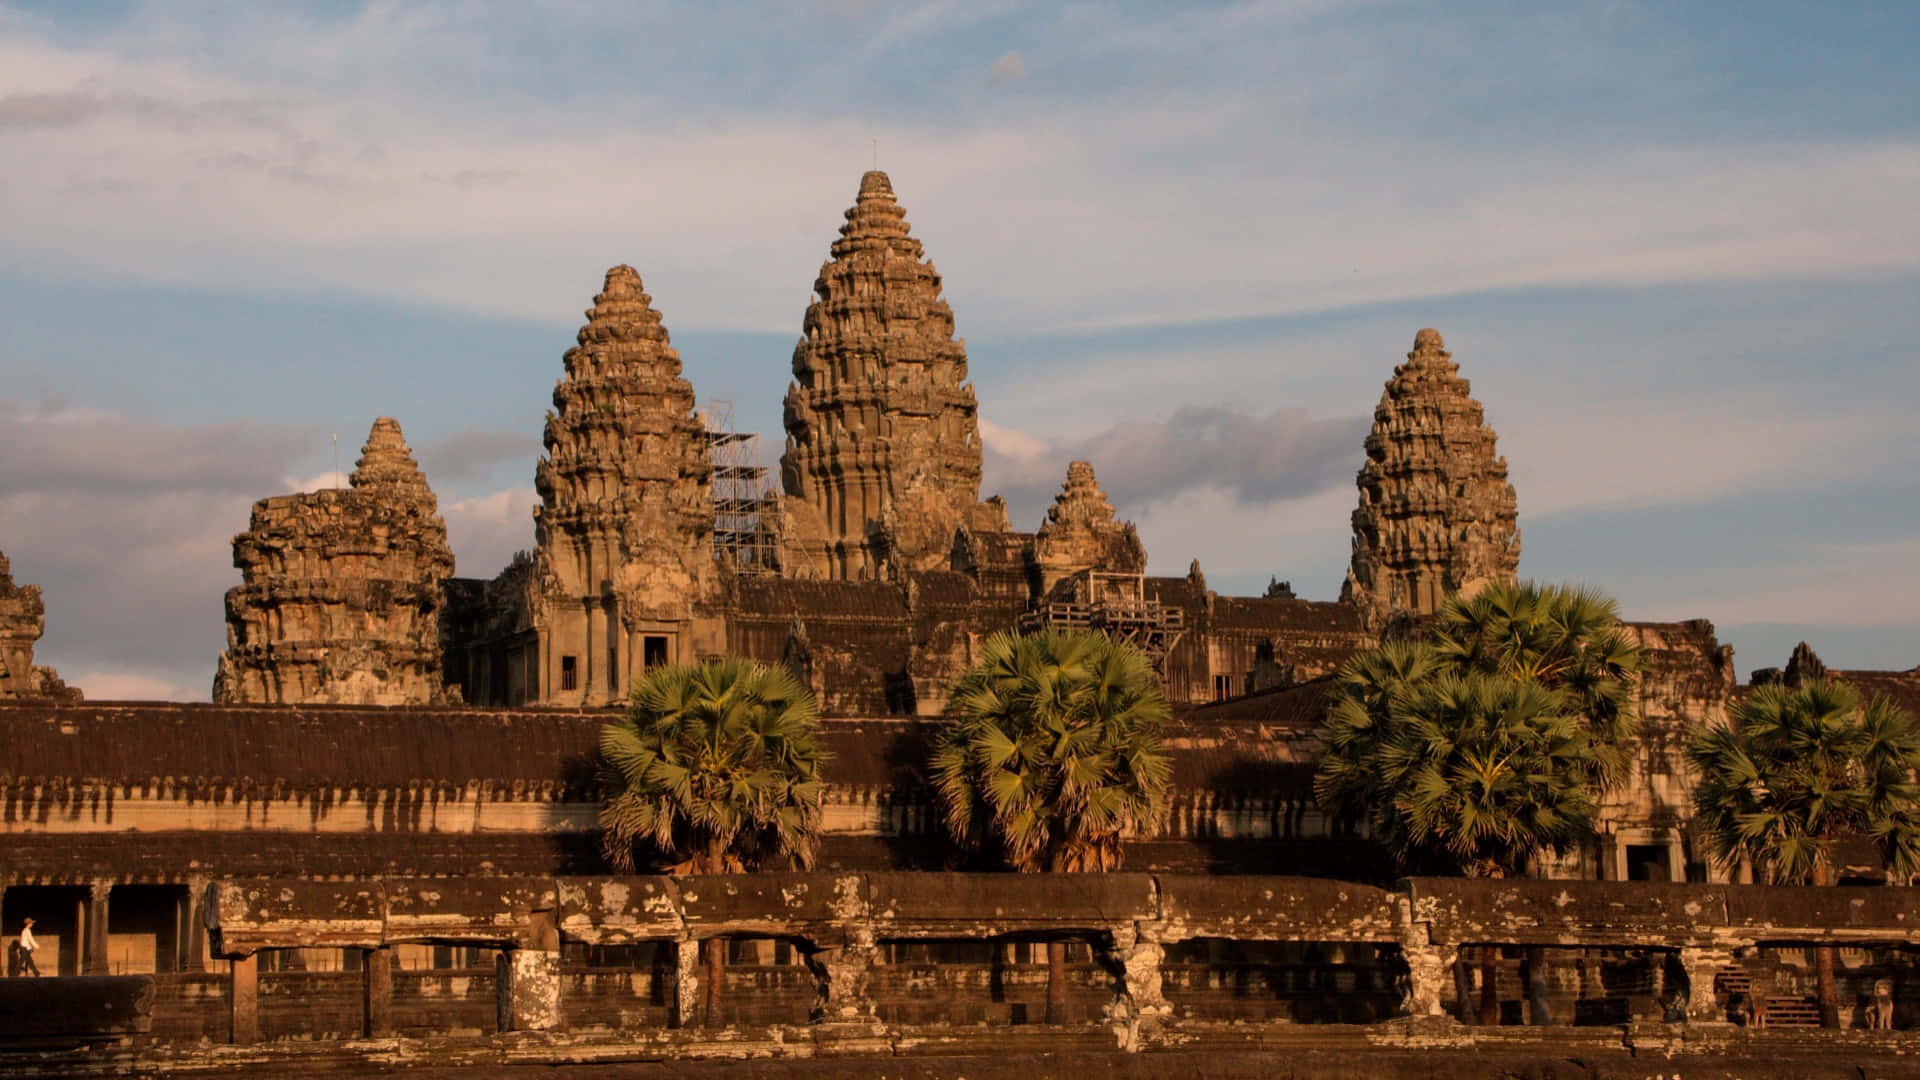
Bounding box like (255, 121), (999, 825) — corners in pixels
(18, 917), (41, 977)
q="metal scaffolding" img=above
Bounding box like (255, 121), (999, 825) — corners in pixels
(701, 400), (782, 575)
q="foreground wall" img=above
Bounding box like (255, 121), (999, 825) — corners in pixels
(187, 873), (1920, 1050)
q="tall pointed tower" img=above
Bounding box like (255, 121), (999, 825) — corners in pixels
(532, 266), (713, 706)
(780, 171), (984, 580)
(1342, 329), (1519, 627)
(216, 417), (454, 704)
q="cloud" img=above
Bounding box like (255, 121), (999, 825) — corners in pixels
(0, 402), (318, 698)
(1640, 539), (1920, 630)
(985, 50), (1026, 85)
(981, 406), (1364, 532)
(416, 428), (541, 488)
(0, 8), (1914, 339)
(441, 486), (539, 581)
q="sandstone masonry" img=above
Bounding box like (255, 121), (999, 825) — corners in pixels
(0, 550), (77, 701)
(1341, 328), (1520, 627)
(214, 418), (453, 705)
(779, 170), (995, 581)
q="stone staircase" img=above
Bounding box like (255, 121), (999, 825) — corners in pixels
(1715, 968), (1821, 1028)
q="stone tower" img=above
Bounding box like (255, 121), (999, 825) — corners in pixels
(1033, 461), (1146, 597)
(531, 266), (713, 706)
(0, 551), (77, 701)
(780, 170), (985, 580)
(1342, 329), (1519, 626)
(215, 418), (455, 704)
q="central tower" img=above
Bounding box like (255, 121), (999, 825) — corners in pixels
(780, 171), (984, 580)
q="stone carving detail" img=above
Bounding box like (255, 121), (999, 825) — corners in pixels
(0, 551), (79, 701)
(214, 418), (454, 705)
(532, 266), (713, 705)
(1342, 329), (1519, 626)
(1033, 461), (1146, 596)
(780, 171), (985, 581)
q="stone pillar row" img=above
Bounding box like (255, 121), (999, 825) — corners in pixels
(223, 927), (1753, 1045)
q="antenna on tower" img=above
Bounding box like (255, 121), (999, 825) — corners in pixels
(332, 432), (340, 488)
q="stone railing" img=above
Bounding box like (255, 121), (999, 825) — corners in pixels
(203, 873), (1920, 1049)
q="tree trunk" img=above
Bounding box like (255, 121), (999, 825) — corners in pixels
(1478, 946), (1501, 1026)
(704, 936), (726, 1028)
(1046, 940), (1069, 1025)
(1813, 861), (1840, 1028)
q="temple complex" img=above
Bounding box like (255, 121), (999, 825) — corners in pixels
(213, 418), (454, 705)
(9, 166), (1920, 1068)
(0, 550), (76, 701)
(1341, 328), (1520, 628)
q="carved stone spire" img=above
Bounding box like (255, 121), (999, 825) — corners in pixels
(0, 550), (77, 701)
(780, 170), (983, 580)
(1342, 329), (1519, 626)
(215, 418), (454, 705)
(351, 416), (432, 492)
(531, 266), (713, 705)
(1033, 460), (1145, 596)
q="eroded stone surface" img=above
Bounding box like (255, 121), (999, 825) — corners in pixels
(779, 171), (987, 582)
(214, 419), (453, 705)
(0, 550), (78, 701)
(528, 267), (715, 706)
(1341, 329), (1519, 627)
(1033, 461), (1146, 597)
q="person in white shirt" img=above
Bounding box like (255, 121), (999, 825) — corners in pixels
(18, 918), (40, 977)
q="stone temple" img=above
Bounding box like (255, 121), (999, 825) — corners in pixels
(6, 170), (1920, 1068)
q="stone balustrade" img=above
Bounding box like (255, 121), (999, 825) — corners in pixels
(202, 873), (1920, 1049)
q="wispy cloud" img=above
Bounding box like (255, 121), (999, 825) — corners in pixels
(1, 6), (1914, 337)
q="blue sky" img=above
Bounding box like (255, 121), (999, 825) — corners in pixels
(0, 1), (1916, 699)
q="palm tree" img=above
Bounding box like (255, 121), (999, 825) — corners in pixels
(599, 657), (829, 1027)
(932, 628), (1173, 1023)
(1687, 679), (1920, 1027)
(1317, 667), (1598, 1023)
(1430, 581), (1641, 792)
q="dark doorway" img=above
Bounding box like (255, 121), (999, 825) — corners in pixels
(1626, 844), (1672, 882)
(643, 636), (669, 669)
(2, 885), (91, 975)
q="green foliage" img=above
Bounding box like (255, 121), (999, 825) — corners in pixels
(599, 656), (829, 874)
(1430, 581), (1641, 791)
(1688, 679), (1920, 885)
(933, 628), (1173, 873)
(1314, 581), (1641, 877)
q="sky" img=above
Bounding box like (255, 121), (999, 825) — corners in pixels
(0, 0), (1916, 700)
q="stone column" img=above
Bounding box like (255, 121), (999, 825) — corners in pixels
(669, 938), (700, 1029)
(498, 910), (564, 1032)
(1678, 945), (1735, 1024)
(184, 876), (210, 973)
(230, 954), (260, 1044)
(1104, 925), (1170, 1052)
(84, 880), (112, 975)
(809, 931), (879, 1023)
(363, 947), (393, 1038)
(499, 947), (564, 1032)
(1400, 936), (1456, 1020)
